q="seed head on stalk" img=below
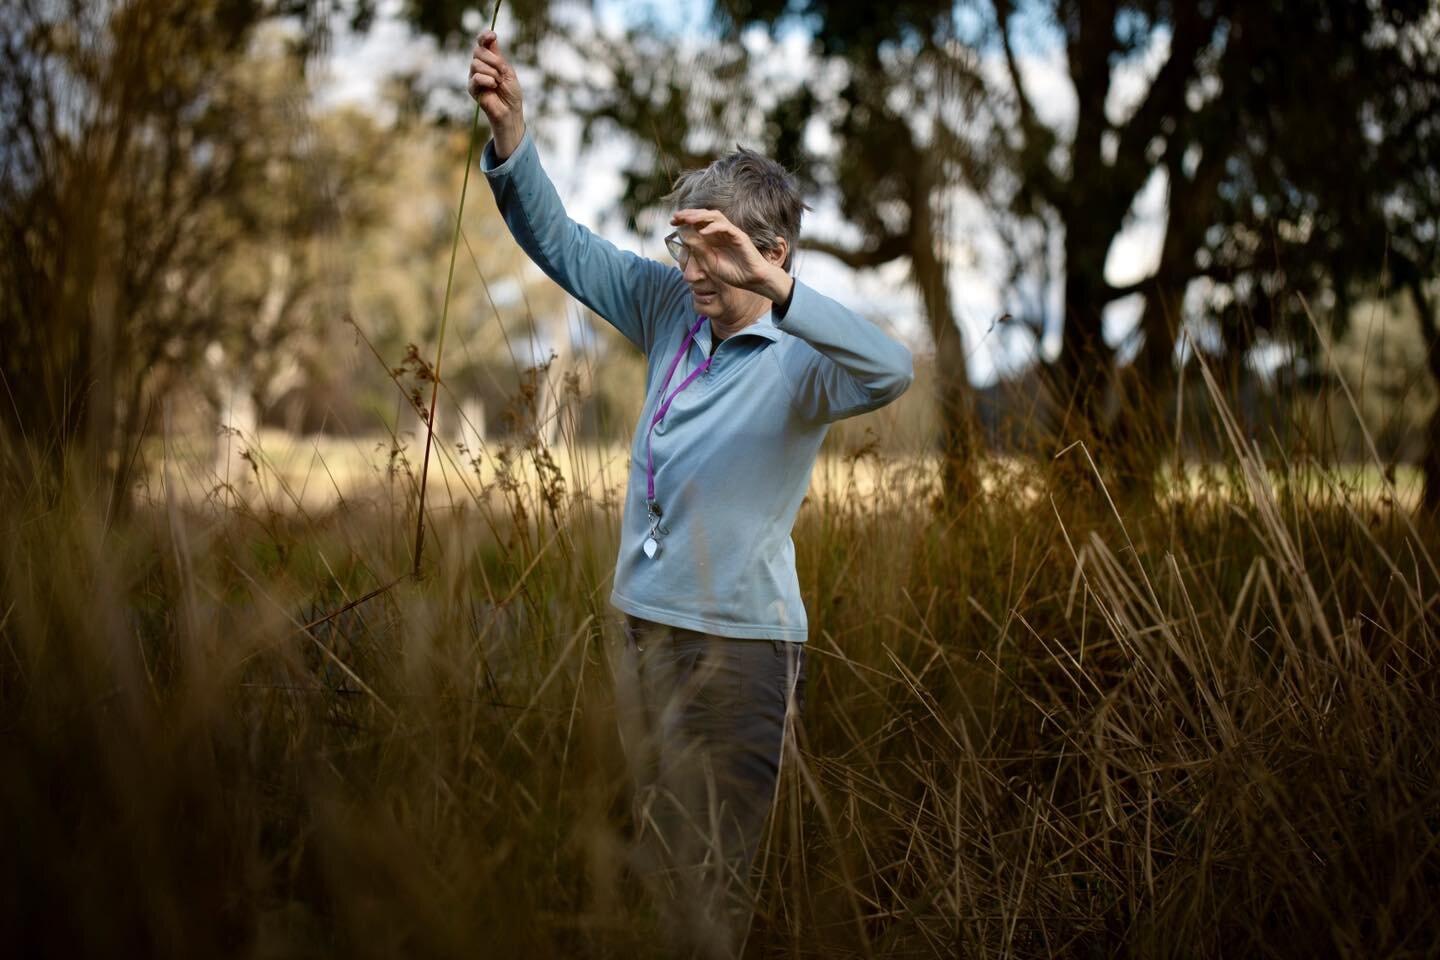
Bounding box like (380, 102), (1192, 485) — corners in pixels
(290, 0), (507, 641)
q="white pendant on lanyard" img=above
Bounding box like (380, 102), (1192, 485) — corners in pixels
(642, 316), (711, 560)
(643, 498), (666, 558)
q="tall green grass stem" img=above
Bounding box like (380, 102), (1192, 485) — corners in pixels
(412, 98), (482, 578)
(413, 0), (504, 578)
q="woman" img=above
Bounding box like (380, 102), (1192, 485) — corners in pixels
(469, 29), (913, 957)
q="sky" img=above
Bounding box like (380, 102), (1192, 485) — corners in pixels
(316, 0), (1173, 387)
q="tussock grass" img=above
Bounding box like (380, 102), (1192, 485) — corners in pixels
(2, 340), (1438, 958)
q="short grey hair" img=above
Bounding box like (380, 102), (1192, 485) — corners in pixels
(663, 146), (809, 271)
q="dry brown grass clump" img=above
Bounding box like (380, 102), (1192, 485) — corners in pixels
(2, 358), (1437, 959)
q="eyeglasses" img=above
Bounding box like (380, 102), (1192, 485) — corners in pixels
(664, 230), (690, 268)
(664, 226), (784, 270)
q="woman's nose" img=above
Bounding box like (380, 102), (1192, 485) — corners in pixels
(682, 256), (706, 282)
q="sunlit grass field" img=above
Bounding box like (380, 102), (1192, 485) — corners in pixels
(145, 427), (1425, 514)
(3, 369), (1437, 958)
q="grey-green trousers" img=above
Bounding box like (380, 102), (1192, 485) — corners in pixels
(612, 614), (806, 959)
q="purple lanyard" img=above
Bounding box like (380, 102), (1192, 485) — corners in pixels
(646, 315), (711, 507)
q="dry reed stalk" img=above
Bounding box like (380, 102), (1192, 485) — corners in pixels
(413, 0), (507, 579)
(247, 0), (510, 647)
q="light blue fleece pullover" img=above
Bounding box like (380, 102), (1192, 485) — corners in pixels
(481, 130), (914, 641)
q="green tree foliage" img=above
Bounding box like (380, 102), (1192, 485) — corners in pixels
(200, 44), (391, 440)
(0, 0), (334, 501)
(423, 0), (1438, 510)
(347, 0), (554, 49)
(339, 105), (573, 443)
(1087, 1), (1440, 505)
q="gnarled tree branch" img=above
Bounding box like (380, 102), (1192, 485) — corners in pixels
(800, 234), (909, 270)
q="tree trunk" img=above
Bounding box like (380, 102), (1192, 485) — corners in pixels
(917, 257), (981, 513)
(909, 163), (981, 514)
(212, 365), (259, 509)
(1108, 286), (1180, 506)
(1423, 396), (1440, 520)
(1042, 235), (1118, 507)
(1055, 272), (1115, 440)
(1105, 133), (1226, 507)
(1407, 279), (1440, 517)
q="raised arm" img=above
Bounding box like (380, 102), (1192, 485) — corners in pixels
(468, 31), (685, 354)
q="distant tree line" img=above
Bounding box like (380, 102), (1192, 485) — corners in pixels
(0, 0), (346, 504)
(6, 0), (1438, 517)
(0, 0), (564, 507)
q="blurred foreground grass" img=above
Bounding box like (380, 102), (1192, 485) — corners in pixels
(3, 404), (1438, 957)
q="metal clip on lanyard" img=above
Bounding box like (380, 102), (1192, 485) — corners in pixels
(643, 315), (711, 559)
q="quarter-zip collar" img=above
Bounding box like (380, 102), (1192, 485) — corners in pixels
(696, 310), (782, 357)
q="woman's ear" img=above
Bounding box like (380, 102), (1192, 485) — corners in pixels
(768, 237), (790, 270)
